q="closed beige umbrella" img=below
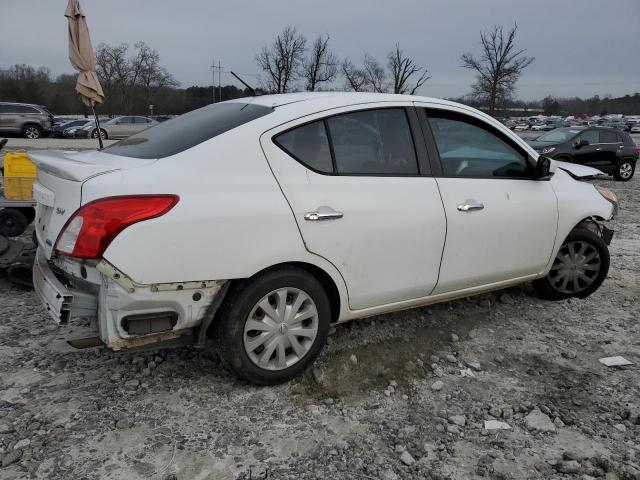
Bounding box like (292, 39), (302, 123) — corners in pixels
(65, 0), (105, 147)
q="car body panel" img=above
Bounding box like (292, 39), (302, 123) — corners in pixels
(260, 102), (447, 310)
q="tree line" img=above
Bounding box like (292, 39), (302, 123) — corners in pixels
(1, 26), (638, 116)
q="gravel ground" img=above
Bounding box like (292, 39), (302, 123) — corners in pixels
(0, 177), (639, 479)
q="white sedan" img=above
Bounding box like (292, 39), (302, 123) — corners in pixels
(30, 93), (618, 385)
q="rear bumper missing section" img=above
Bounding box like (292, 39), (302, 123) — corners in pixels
(33, 249), (227, 351)
(33, 250), (97, 324)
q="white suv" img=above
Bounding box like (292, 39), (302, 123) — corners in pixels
(31, 93), (618, 385)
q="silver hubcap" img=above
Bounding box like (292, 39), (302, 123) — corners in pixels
(243, 287), (318, 371)
(619, 163), (633, 178)
(549, 241), (601, 294)
(25, 127), (39, 139)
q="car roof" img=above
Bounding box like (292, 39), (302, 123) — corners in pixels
(231, 91), (464, 110)
(0, 101), (47, 108)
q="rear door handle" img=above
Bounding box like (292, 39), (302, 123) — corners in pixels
(304, 206), (344, 221)
(457, 200), (484, 212)
(595, 147), (602, 151)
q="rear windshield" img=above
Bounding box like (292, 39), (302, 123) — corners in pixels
(104, 102), (272, 159)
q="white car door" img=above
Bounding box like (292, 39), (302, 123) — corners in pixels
(261, 105), (446, 310)
(417, 106), (558, 294)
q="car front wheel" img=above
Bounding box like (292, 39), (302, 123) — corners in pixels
(614, 160), (635, 181)
(215, 267), (331, 385)
(533, 228), (609, 300)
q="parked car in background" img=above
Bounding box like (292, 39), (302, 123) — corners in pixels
(31, 93), (618, 385)
(514, 123), (529, 131)
(76, 115), (159, 139)
(0, 102), (53, 139)
(631, 124), (640, 133)
(52, 119), (92, 138)
(528, 127), (639, 181)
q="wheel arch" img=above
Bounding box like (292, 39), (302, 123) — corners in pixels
(204, 260), (343, 342)
(241, 261), (342, 323)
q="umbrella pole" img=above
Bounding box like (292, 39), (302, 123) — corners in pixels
(91, 104), (104, 149)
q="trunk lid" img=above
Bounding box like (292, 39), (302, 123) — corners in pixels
(29, 149), (156, 259)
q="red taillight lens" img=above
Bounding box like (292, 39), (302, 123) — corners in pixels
(55, 195), (179, 259)
(635, 146), (640, 156)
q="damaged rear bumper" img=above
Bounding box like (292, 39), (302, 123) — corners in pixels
(33, 250), (97, 324)
(33, 248), (227, 351)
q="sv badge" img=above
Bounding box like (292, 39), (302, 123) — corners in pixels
(55, 207), (66, 215)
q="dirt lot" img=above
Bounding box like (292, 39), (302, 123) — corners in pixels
(0, 174), (638, 479)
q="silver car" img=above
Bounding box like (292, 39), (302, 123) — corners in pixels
(79, 116), (159, 139)
(0, 102), (54, 139)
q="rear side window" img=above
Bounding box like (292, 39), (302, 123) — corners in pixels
(274, 121), (333, 173)
(105, 103), (272, 159)
(599, 130), (619, 143)
(327, 109), (418, 175)
(274, 108), (419, 176)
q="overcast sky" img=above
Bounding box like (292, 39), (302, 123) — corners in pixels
(2, 0), (639, 100)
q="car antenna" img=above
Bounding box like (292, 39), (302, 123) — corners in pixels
(230, 71), (256, 97)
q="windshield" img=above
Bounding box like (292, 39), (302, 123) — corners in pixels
(104, 102), (272, 159)
(536, 128), (581, 143)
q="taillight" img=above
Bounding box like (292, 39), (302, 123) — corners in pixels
(55, 195), (179, 259)
(635, 146), (640, 156)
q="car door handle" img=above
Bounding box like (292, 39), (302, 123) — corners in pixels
(304, 206), (344, 221)
(457, 200), (484, 212)
(595, 147), (602, 151)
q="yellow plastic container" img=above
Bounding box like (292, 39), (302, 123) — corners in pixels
(3, 151), (36, 200)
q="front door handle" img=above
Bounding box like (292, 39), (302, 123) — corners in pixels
(457, 200), (484, 212)
(595, 147), (602, 151)
(304, 206), (344, 221)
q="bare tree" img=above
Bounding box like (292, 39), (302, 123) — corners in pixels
(362, 55), (388, 93)
(341, 59), (366, 92)
(302, 34), (337, 91)
(461, 24), (534, 114)
(387, 44), (430, 94)
(256, 26), (307, 93)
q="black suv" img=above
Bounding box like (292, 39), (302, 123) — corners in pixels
(528, 127), (639, 181)
(0, 102), (54, 139)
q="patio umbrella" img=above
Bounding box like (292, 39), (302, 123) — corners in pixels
(64, 0), (105, 148)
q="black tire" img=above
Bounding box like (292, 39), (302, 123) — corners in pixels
(214, 267), (331, 385)
(0, 208), (28, 237)
(22, 124), (41, 139)
(613, 159), (635, 181)
(91, 128), (107, 139)
(533, 228), (610, 301)
(14, 207), (35, 224)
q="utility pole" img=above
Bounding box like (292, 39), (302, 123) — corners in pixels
(211, 58), (216, 103)
(218, 60), (222, 102)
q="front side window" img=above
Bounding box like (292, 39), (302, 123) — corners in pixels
(105, 102), (272, 159)
(427, 111), (529, 178)
(578, 130), (599, 145)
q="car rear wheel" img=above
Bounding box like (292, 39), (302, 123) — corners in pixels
(533, 228), (609, 300)
(0, 208), (28, 237)
(614, 160), (634, 181)
(22, 125), (41, 139)
(215, 267), (331, 385)
(91, 128), (107, 139)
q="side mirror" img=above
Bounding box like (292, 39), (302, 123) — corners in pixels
(573, 139), (588, 149)
(535, 156), (553, 180)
